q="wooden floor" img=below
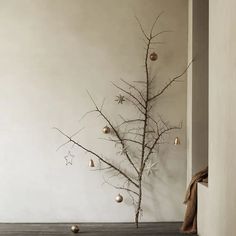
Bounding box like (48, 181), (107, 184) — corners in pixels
(0, 223), (197, 236)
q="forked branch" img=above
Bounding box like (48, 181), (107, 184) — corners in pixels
(54, 127), (139, 188)
(87, 92), (140, 174)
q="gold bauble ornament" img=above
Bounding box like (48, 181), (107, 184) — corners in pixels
(174, 137), (180, 145)
(149, 52), (158, 61)
(102, 126), (111, 134)
(71, 225), (80, 234)
(89, 159), (95, 167)
(115, 194), (123, 203)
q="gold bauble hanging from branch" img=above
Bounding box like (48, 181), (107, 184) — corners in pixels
(102, 126), (111, 134)
(149, 52), (158, 61)
(115, 194), (123, 203)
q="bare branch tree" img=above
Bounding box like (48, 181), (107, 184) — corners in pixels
(55, 15), (191, 228)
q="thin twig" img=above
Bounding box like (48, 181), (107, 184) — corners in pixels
(150, 11), (164, 38)
(135, 16), (149, 40)
(149, 61), (192, 101)
(120, 78), (146, 102)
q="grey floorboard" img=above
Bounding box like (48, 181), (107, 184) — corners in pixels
(0, 223), (197, 236)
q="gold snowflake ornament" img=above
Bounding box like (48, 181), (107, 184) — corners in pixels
(145, 161), (158, 176)
(115, 94), (125, 104)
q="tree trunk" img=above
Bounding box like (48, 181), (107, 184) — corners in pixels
(135, 179), (142, 228)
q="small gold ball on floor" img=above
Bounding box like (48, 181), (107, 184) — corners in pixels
(71, 225), (80, 233)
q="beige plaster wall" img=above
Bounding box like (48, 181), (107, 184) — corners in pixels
(0, 0), (188, 222)
(207, 0), (236, 235)
(198, 0), (236, 235)
(187, 0), (208, 182)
